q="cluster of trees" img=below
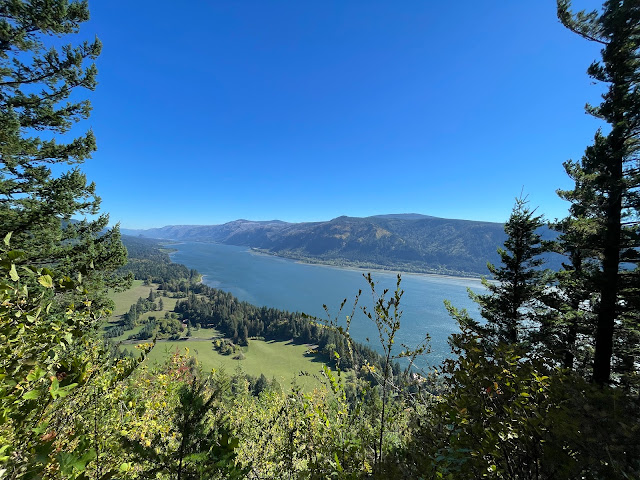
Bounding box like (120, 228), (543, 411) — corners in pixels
(119, 235), (200, 288)
(128, 314), (183, 341)
(2, 1), (640, 479)
(213, 338), (243, 355)
(455, 0), (640, 391)
(121, 293), (161, 330)
(105, 289), (181, 341)
(408, 2), (640, 477)
(174, 284), (401, 377)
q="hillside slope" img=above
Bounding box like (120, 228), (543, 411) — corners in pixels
(123, 214), (516, 276)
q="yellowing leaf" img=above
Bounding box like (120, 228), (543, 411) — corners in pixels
(9, 264), (18, 282)
(38, 274), (53, 288)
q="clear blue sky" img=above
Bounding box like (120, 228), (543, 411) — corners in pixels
(76, 1), (606, 229)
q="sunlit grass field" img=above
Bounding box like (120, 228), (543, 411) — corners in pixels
(103, 281), (179, 342)
(122, 338), (325, 391)
(107, 280), (148, 316)
(108, 282), (327, 390)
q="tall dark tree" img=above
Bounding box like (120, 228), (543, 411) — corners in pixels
(0, 0), (129, 308)
(556, 0), (640, 385)
(542, 217), (598, 371)
(469, 197), (548, 349)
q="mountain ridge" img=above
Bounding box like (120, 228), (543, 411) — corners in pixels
(122, 214), (518, 277)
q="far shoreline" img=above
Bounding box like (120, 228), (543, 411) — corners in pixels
(249, 248), (486, 284)
(161, 239), (485, 285)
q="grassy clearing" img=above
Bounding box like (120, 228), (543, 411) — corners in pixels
(107, 281), (179, 318)
(107, 280), (148, 316)
(186, 327), (222, 339)
(123, 338), (326, 391)
(108, 283), (328, 390)
(103, 282), (176, 340)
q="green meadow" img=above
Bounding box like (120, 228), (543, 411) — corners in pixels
(122, 338), (325, 391)
(108, 283), (327, 390)
(107, 279), (148, 316)
(103, 281), (179, 342)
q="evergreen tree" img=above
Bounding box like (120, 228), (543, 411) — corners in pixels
(556, 0), (640, 385)
(470, 197), (547, 349)
(542, 217), (598, 371)
(240, 324), (249, 346)
(252, 373), (268, 396)
(122, 375), (245, 479)
(0, 0), (129, 308)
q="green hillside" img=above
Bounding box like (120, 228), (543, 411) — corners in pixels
(123, 214), (513, 276)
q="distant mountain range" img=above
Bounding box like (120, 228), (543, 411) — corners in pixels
(123, 213), (535, 277)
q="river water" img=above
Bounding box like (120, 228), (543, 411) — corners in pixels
(170, 242), (486, 369)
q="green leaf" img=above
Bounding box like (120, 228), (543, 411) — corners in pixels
(57, 449), (97, 475)
(26, 366), (46, 382)
(6, 250), (23, 261)
(23, 389), (41, 400)
(9, 264), (18, 282)
(3, 232), (11, 246)
(52, 383), (77, 399)
(38, 274), (53, 288)
(32, 421), (50, 435)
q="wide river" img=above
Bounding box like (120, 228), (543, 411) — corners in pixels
(170, 242), (486, 369)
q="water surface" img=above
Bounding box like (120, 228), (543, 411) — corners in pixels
(170, 242), (485, 369)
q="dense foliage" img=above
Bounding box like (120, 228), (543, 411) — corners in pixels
(0, 0), (130, 311)
(119, 236), (198, 288)
(173, 283), (402, 378)
(2, 1), (640, 479)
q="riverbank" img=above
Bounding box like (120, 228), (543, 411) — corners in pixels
(248, 247), (486, 282)
(157, 238), (486, 280)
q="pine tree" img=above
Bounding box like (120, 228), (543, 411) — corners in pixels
(556, 0), (640, 385)
(241, 324), (249, 346)
(538, 214), (606, 373)
(122, 375), (246, 479)
(470, 197), (547, 349)
(0, 1), (129, 308)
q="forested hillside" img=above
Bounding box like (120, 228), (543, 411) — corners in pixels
(1, 1), (639, 479)
(124, 214), (518, 276)
(119, 235), (199, 286)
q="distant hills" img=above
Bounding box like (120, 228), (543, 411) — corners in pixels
(122, 214), (531, 277)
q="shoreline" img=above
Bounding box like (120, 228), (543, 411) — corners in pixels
(247, 248), (486, 284)
(164, 240), (487, 284)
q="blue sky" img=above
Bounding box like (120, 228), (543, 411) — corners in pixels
(76, 1), (606, 229)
